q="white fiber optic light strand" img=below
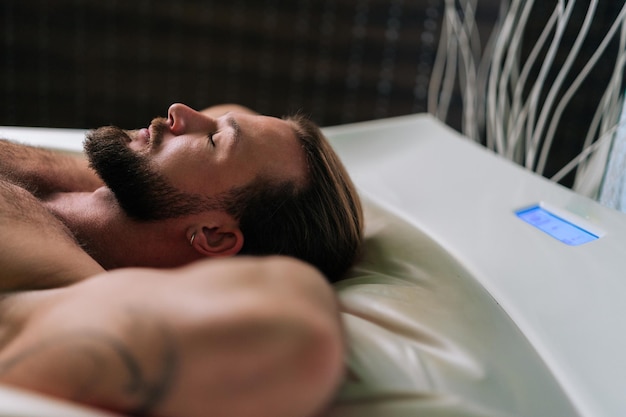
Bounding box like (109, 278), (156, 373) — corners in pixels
(551, 117), (626, 184)
(486, 0), (523, 153)
(523, 0), (574, 169)
(532, 0), (599, 174)
(444, 0), (479, 139)
(536, 2), (626, 175)
(505, 6), (560, 163)
(494, 1), (543, 163)
(459, 0), (482, 139)
(475, 0), (510, 142)
(429, 3), (459, 122)
(429, 0), (626, 196)
(573, 20), (626, 194)
(427, 7), (449, 117)
(457, 0), (481, 139)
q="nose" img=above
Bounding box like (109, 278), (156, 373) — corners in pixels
(167, 103), (216, 136)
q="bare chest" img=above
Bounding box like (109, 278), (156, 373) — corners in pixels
(0, 180), (100, 291)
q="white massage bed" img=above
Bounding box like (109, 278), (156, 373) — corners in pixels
(1, 114), (626, 416)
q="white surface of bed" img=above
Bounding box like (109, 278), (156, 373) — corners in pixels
(326, 114), (626, 417)
(1, 115), (626, 416)
(0, 126), (86, 154)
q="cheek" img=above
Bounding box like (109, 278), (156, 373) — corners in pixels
(154, 154), (239, 197)
(220, 154), (263, 187)
(149, 144), (208, 190)
(150, 141), (261, 196)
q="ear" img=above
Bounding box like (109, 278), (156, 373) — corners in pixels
(187, 225), (244, 257)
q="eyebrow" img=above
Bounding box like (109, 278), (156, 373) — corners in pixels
(227, 116), (242, 147)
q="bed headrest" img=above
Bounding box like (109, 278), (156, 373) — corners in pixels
(330, 198), (577, 417)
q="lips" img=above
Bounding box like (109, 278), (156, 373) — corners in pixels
(123, 128), (150, 151)
(139, 127), (150, 142)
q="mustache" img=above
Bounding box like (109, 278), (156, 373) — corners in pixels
(148, 117), (169, 148)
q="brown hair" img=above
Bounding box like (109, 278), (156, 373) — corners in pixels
(220, 114), (363, 282)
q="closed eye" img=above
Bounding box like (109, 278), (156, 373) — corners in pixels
(208, 132), (216, 147)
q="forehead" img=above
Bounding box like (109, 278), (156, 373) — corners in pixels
(237, 113), (293, 141)
(233, 113), (307, 185)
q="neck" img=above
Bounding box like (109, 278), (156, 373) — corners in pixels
(43, 187), (200, 269)
(42, 188), (124, 268)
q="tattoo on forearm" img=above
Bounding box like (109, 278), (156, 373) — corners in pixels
(0, 317), (178, 416)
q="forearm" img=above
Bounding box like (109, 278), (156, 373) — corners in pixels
(164, 257), (345, 417)
(0, 139), (102, 197)
(0, 257), (345, 417)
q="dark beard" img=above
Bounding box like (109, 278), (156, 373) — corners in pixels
(83, 126), (211, 221)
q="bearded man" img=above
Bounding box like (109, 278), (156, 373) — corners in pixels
(1, 103), (362, 287)
(0, 103), (361, 417)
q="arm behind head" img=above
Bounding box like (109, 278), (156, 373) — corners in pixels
(0, 256), (345, 417)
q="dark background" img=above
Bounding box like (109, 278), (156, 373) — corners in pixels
(1, 0), (623, 186)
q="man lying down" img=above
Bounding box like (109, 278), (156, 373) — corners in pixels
(0, 103), (363, 417)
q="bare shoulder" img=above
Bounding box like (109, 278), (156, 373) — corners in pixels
(200, 103), (259, 117)
(0, 257), (344, 417)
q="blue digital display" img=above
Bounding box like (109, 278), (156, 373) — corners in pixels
(515, 205), (599, 246)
